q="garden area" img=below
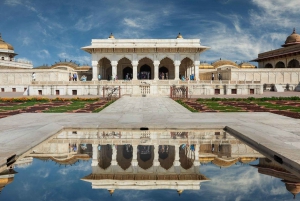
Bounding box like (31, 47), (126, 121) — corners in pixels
(176, 96), (300, 119)
(0, 97), (115, 119)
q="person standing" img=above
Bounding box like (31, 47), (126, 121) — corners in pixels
(218, 73), (221, 81)
(212, 73), (214, 81)
(98, 74), (101, 81)
(32, 72), (36, 81)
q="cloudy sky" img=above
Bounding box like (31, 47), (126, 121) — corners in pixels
(1, 0), (299, 67)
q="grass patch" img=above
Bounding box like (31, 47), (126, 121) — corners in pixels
(92, 100), (116, 113)
(0, 102), (38, 111)
(175, 100), (198, 112)
(43, 101), (88, 113)
(199, 101), (245, 112)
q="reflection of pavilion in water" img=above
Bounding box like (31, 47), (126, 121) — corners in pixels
(81, 143), (208, 195)
(11, 129), (266, 195)
(252, 158), (300, 199)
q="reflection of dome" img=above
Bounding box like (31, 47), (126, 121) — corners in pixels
(282, 28), (300, 47)
(177, 190), (183, 196)
(212, 157), (239, 168)
(176, 33), (183, 39)
(199, 157), (215, 164)
(108, 189), (114, 196)
(239, 157), (257, 164)
(283, 180), (300, 199)
(0, 34), (14, 50)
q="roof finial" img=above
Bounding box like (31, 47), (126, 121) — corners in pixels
(108, 33), (115, 39)
(176, 32), (183, 39)
(293, 28), (296, 34)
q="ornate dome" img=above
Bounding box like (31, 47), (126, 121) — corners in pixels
(0, 33), (14, 50)
(282, 28), (300, 47)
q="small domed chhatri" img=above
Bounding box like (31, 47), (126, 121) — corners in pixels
(0, 33), (14, 51)
(108, 33), (115, 39)
(176, 33), (183, 39)
(282, 28), (300, 47)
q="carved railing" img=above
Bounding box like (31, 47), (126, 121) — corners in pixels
(170, 85), (188, 99)
(103, 86), (120, 100)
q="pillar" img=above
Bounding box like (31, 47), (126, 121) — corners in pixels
(132, 61), (138, 80)
(194, 61), (200, 81)
(154, 61), (159, 80)
(132, 144), (138, 173)
(92, 144), (98, 166)
(175, 64), (180, 80)
(111, 61), (117, 80)
(154, 144), (160, 168)
(112, 145), (117, 166)
(92, 61), (98, 81)
(174, 144), (181, 174)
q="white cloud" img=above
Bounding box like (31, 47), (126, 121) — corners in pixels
(4, 0), (22, 6)
(37, 49), (50, 59)
(22, 37), (31, 46)
(36, 168), (50, 178)
(123, 18), (140, 28)
(250, 0), (300, 28)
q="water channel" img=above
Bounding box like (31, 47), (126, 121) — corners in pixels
(0, 129), (299, 200)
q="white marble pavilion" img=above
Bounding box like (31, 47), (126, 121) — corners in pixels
(82, 33), (209, 81)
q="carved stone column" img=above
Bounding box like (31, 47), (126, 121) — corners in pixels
(132, 61), (138, 80)
(154, 60), (160, 80)
(132, 144), (138, 173)
(92, 144), (98, 166)
(92, 60), (98, 81)
(111, 61), (117, 80)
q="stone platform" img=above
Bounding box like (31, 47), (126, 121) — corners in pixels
(0, 97), (300, 177)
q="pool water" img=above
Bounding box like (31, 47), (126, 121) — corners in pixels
(0, 129), (298, 201)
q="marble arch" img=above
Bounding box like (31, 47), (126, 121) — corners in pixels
(288, 59), (300, 68)
(180, 57), (195, 79)
(159, 57), (175, 79)
(275, 61), (285, 68)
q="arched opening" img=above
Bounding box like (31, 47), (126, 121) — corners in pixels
(159, 145), (175, 170)
(264, 63), (273, 68)
(159, 66), (169, 80)
(159, 57), (175, 79)
(179, 144), (194, 170)
(123, 67), (133, 80)
(288, 59), (300, 68)
(180, 57), (194, 80)
(117, 145), (133, 170)
(137, 145), (154, 170)
(138, 57), (154, 79)
(98, 145), (112, 169)
(98, 58), (111, 80)
(117, 57), (133, 79)
(79, 144), (93, 158)
(275, 61), (285, 68)
(139, 64), (151, 80)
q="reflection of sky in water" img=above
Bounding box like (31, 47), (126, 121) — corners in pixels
(0, 159), (295, 201)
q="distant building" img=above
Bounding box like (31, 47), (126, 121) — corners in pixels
(252, 28), (300, 68)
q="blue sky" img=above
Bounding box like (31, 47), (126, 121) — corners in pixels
(1, 0), (300, 67)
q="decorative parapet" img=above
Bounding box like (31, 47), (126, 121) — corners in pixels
(0, 59), (33, 69)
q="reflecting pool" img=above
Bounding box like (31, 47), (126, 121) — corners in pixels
(0, 129), (299, 200)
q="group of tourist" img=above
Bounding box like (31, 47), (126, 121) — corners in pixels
(180, 74), (195, 81)
(69, 143), (77, 152)
(69, 73), (78, 81)
(159, 72), (168, 80)
(212, 73), (222, 81)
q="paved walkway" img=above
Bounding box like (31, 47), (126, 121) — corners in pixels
(101, 97), (190, 114)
